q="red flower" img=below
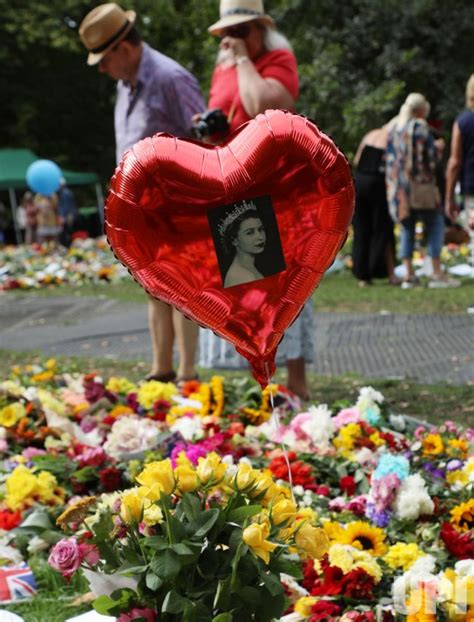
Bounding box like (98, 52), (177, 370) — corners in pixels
(440, 522), (474, 559)
(339, 475), (356, 496)
(315, 485), (331, 496)
(341, 567), (376, 600)
(268, 453), (316, 488)
(309, 600), (342, 621)
(99, 466), (122, 492)
(0, 509), (22, 530)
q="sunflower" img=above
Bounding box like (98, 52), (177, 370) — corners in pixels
(339, 521), (387, 556)
(450, 499), (474, 533)
(56, 496), (97, 530)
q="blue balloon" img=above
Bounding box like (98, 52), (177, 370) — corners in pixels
(26, 159), (62, 195)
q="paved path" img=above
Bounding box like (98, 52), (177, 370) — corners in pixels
(1, 293), (473, 385)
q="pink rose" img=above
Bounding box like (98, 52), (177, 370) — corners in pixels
(48, 537), (81, 579)
(78, 543), (100, 566)
(118, 608), (156, 622)
(290, 412), (313, 439)
(332, 407), (361, 430)
(346, 495), (367, 516)
(22, 447), (47, 460)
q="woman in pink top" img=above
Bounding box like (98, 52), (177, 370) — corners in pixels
(197, 0), (313, 400)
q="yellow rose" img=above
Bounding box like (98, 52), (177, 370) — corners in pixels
(0, 402), (25, 427)
(136, 459), (175, 499)
(120, 489), (145, 523)
(295, 523), (329, 560)
(271, 499), (297, 526)
(196, 452), (227, 485)
(243, 521), (278, 564)
(233, 462), (259, 491)
(174, 464), (198, 493)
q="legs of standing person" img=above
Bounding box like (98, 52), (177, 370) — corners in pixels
(286, 357), (309, 401)
(147, 297), (175, 380)
(400, 211), (417, 282)
(422, 210), (444, 277)
(352, 181), (372, 285)
(172, 308), (199, 381)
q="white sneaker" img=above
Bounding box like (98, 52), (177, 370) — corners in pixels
(401, 277), (420, 290)
(428, 275), (461, 289)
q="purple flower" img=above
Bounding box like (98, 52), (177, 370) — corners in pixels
(423, 462), (445, 479)
(365, 502), (391, 527)
(371, 473), (401, 510)
(84, 380), (117, 404)
(446, 459), (464, 472)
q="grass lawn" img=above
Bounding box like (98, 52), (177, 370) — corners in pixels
(1, 350), (472, 428)
(11, 271), (474, 314)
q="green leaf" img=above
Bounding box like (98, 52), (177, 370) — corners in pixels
(260, 572), (284, 596)
(145, 571), (163, 591)
(162, 589), (189, 614)
(181, 492), (202, 521)
(227, 505), (262, 524)
(270, 557), (303, 580)
(93, 595), (116, 615)
(188, 508), (220, 539)
(150, 549), (181, 580)
(143, 535), (168, 550)
(212, 614), (233, 622)
(213, 576), (232, 610)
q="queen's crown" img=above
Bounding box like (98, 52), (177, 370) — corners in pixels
(217, 200), (257, 238)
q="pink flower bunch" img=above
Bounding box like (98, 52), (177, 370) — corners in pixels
(332, 407), (361, 430)
(75, 446), (106, 468)
(370, 473), (401, 511)
(48, 537), (99, 579)
(117, 607), (156, 622)
(171, 434), (225, 466)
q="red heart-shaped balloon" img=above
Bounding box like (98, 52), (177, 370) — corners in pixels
(106, 110), (354, 386)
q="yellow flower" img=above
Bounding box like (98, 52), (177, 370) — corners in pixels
(0, 402), (25, 427)
(422, 433), (444, 456)
(333, 423), (362, 456)
(294, 596), (319, 616)
(447, 438), (469, 458)
(109, 405), (134, 419)
(295, 523), (329, 560)
(120, 488), (145, 523)
(136, 459), (175, 499)
(45, 358), (57, 370)
(233, 462), (259, 492)
(5, 465), (64, 511)
(369, 431), (384, 446)
(31, 370), (54, 382)
(339, 521), (387, 556)
(196, 452), (227, 485)
(450, 499), (474, 533)
(243, 521), (277, 564)
(106, 377), (137, 395)
(328, 543), (354, 573)
(143, 503), (164, 526)
(174, 460), (198, 494)
(271, 498), (297, 526)
(209, 376), (225, 418)
(446, 470), (469, 487)
(57, 497), (97, 530)
(137, 380), (177, 409)
(384, 542), (424, 571)
(37, 389), (66, 415)
(322, 520), (346, 542)
(328, 544), (382, 581)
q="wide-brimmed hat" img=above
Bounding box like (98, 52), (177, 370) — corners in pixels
(208, 0), (274, 36)
(79, 3), (137, 66)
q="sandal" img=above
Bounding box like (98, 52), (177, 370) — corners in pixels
(388, 276), (403, 286)
(144, 370), (177, 383)
(176, 374), (200, 389)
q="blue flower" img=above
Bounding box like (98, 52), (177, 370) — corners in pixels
(373, 453), (410, 481)
(364, 406), (381, 426)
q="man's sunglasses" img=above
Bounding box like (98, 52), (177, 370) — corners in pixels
(219, 23), (252, 39)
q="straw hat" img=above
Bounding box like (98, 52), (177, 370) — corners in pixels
(79, 3), (137, 66)
(208, 0), (274, 35)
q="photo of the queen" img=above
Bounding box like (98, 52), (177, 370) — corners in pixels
(208, 196), (286, 288)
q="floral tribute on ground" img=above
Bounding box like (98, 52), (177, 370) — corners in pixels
(0, 360), (472, 620)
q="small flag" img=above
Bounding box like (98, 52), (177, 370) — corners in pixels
(0, 563), (37, 603)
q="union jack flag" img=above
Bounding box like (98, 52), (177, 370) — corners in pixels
(0, 563), (37, 603)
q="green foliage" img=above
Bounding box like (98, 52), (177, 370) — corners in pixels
(1, 0), (472, 187)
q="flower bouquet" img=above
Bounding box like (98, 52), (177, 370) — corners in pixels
(49, 452), (329, 621)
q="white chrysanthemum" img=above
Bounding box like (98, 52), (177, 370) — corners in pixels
(394, 474), (434, 520)
(304, 404), (334, 444)
(0, 380), (23, 398)
(354, 447), (376, 465)
(170, 415), (204, 441)
(392, 555), (438, 612)
(104, 416), (159, 459)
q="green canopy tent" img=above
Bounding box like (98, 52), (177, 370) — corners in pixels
(0, 148), (104, 243)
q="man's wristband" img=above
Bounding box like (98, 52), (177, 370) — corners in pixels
(235, 55), (250, 66)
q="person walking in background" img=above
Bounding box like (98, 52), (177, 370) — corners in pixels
(445, 74), (474, 231)
(35, 192), (61, 245)
(352, 125), (400, 287)
(79, 3), (205, 384)
(57, 178), (78, 247)
(385, 93), (460, 289)
(196, 0), (313, 400)
(21, 191), (38, 244)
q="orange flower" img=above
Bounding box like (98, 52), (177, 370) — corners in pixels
(422, 433), (444, 456)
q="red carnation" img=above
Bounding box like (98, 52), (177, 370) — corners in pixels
(0, 509), (22, 530)
(268, 453), (316, 488)
(340, 475), (356, 496)
(341, 567), (376, 600)
(99, 466), (122, 492)
(440, 522), (474, 559)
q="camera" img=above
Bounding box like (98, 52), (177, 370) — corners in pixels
(191, 108), (229, 139)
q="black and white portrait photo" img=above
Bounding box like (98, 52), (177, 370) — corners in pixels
(208, 195), (286, 288)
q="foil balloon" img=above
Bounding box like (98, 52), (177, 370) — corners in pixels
(106, 110), (354, 387)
